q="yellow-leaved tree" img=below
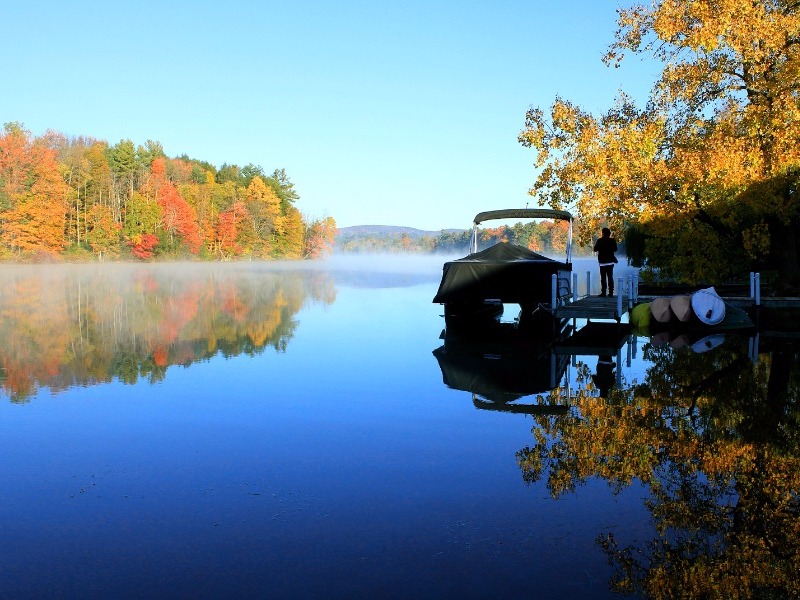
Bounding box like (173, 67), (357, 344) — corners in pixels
(245, 176), (282, 258)
(519, 0), (800, 285)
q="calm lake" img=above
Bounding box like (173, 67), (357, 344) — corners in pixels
(0, 258), (797, 599)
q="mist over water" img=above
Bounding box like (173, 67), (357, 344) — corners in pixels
(322, 252), (638, 291)
(0, 254), (637, 401)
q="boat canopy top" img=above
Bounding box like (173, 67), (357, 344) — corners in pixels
(472, 208), (573, 226)
(469, 208), (574, 261)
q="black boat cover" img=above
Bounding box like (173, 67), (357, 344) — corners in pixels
(432, 242), (570, 304)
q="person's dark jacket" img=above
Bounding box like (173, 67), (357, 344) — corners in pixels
(593, 236), (617, 264)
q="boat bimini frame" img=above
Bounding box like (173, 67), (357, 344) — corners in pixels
(469, 208), (574, 261)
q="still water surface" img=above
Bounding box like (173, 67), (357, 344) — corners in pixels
(0, 258), (797, 599)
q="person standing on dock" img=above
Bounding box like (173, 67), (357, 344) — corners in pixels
(593, 227), (618, 297)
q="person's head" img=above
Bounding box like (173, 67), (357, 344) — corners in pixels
(601, 227), (611, 238)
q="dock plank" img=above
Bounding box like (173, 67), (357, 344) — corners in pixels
(556, 295), (630, 321)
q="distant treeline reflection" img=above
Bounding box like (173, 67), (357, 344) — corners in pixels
(0, 265), (336, 401)
(517, 335), (800, 599)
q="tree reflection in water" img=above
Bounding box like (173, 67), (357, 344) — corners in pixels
(517, 334), (800, 598)
(0, 264), (336, 401)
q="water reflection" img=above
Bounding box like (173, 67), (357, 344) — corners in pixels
(434, 323), (799, 598)
(434, 322), (631, 413)
(3, 258), (797, 598)
(446, 328), (798, 599)
(0, 264), (336, 401)
(432, 333), (570, 414)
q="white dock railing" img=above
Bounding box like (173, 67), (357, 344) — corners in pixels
(551, 270), (762, 314)
(551, 271), (639, 320)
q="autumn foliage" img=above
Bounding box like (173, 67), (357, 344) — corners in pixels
(0, 124), (70, 258)
(0, 123), (336, 261)
(519, 0), (800, 285)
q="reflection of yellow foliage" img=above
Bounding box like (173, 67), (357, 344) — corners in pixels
(521, 341), (800, 599)
(246, 306), (282, 347)
(0, 274), (71, 401)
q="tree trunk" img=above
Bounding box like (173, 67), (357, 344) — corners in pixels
(772, 220), (800, 286)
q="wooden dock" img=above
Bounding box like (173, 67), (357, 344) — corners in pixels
(549, 270), (800, 324)
(554, 293), (797, 322)
(555, 294), (631, 321)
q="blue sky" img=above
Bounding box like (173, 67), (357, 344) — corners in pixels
(2, 1), (658, 231)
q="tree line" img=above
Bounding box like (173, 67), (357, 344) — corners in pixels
(337, 220), (603, 256)
(0, 123), (336, 261)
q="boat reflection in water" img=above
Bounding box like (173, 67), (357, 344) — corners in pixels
(432, 332), (571, 415)
(433, 321), (632, 414)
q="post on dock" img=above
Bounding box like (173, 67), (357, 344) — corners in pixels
(627, 275), (633, 308)
(572, 273), (578, 302)
(750, 271), (761, 306)
(586, 271), (591, 297)
(551, 273), (557, 311)
(616, 277), (623, 316)
(755, 272), (760, 306)
(627, 272), (638, 304)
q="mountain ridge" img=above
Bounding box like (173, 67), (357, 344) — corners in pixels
(336, 225), (462, 238)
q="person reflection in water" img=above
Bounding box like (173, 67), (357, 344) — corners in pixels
(592, 355), (615, 398)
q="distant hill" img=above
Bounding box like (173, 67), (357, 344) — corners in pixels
(336, 225), (459, 238)
(334, 225), (468, 254)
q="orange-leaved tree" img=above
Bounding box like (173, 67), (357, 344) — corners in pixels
(157, 181), (203, 253)
(148, 158), (203, 254)
(0, 123), (70, 258)
(303, 216), (337, 259)
(215, 200), (251, 258)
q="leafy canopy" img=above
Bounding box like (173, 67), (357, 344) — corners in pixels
(520, 0), (800, 284)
